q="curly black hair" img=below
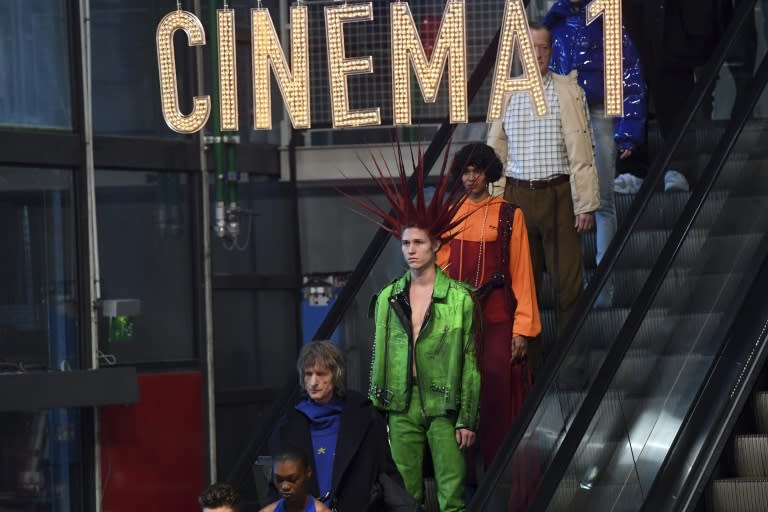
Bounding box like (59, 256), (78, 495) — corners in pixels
(273, 444), (311, 471)
(199, 483), (240, 511)
(450, 143), (503, 184)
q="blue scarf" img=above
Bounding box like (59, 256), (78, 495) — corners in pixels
(295, 396), (344, 503)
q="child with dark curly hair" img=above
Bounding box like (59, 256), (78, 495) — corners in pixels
(199, 482), (241, 512)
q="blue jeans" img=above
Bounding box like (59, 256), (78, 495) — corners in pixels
(589, 106), (617, 306)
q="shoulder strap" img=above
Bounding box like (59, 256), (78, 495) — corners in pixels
(499, 202), (517, 270)
(499, 202), (518, 316)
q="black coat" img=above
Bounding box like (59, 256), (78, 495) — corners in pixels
(269, 390), (415, 512)
(657, 0), (733, 66)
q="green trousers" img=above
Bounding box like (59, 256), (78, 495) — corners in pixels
(388, 385), (466, 512)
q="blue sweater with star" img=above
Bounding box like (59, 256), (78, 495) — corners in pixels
(294, 397), (343, 503)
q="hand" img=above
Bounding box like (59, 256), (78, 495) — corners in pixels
(510, 335), (528, 362)
(574, 213), (595, 233)
(618, 149), (632, 160)
(455, 428), (476, 450)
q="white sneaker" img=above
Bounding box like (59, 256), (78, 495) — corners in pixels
(664, 170), (690, 192)
(614, 173), (644, 194)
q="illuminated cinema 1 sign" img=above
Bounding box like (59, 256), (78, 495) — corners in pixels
(156, 0), (623, 134)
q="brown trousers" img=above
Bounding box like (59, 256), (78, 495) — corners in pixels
(505, 179), (585, 365)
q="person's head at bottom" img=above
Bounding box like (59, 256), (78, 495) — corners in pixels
(199, 482), (240, 512)
(265, 445), (330, 512)
(274, 446), (312, 507)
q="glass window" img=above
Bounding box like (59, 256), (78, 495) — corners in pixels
(0, 168), (78, 370)
(0, 1), (72, 129)
(212, 290), (298, 389)
(95, 170), (197, 364)
(90, 1), (190, 137)
(0, 409), (83, 511)
(0, 168), (81, 510)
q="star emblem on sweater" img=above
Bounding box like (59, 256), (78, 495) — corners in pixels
(317, 447), (326, 455)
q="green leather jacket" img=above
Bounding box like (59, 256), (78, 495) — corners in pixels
(369, 268), (480, 431)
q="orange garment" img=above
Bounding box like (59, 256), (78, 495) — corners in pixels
(437, 198), (541, 338)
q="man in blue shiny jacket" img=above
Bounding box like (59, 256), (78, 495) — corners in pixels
(543, 0), (646, 307)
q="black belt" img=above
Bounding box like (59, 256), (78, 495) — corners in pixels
(507, 174), (569, 190)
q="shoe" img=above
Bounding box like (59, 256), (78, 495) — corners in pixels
(614, 173), (644, 194)
(664, 170), (690, 192)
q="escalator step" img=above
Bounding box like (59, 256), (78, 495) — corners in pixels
(718, 153), (768, 193)
(582, 229), (709, 271)
(735, 435), (768, 478)
(755, 392), (768, 435)
(538, 390), (586, 428)
(709, 478), (768, 512)
(614, 353), (713, 393)
(549, 477), (579, 509)
(538, 269), (651, 310)
(614, 191), (693, 230)
(539, 307), (631, 352)
(630, 310), (723, 353)
(424, 478), (439, 512)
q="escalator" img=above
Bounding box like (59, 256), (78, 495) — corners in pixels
(471, 0), (768, 510)
(228, 1), (768, 510)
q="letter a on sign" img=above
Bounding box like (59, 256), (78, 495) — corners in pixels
(486, 0), (547, 121)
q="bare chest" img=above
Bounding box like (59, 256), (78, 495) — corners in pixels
(409, 285), (433, 340)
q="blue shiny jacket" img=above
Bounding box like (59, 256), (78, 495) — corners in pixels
(542, 0), (646, 150)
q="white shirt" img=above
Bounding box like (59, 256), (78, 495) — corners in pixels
(502, 73), (571, 181)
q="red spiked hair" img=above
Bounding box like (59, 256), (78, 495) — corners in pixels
(342, 140), (468, 243)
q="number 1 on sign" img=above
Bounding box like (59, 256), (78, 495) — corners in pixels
(587, 0), (623, 117)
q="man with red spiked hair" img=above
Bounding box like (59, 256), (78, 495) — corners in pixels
(351, 142), (480, 512)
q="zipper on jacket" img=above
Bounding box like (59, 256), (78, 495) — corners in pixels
(388, 295), (414, 406)
(415, 302), (433, 418)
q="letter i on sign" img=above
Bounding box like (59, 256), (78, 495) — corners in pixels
(218, 7), (238, 131)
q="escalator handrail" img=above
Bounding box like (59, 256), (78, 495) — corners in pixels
(640, 49), (768, 512)
(470, 0), (761, 509)
(644, 248), (768, 512)
(524, 2), (764, 509)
